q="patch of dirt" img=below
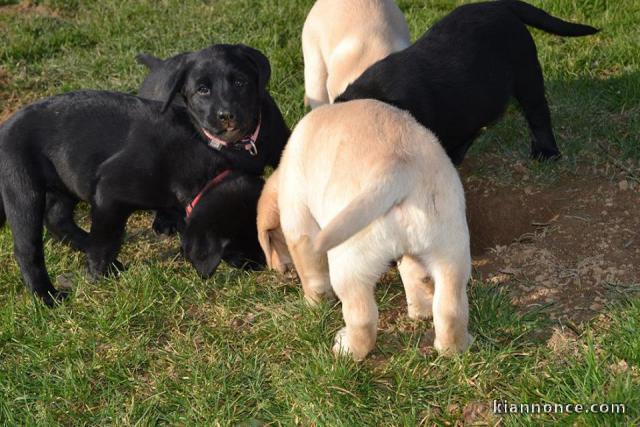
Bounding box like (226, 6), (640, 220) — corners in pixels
(546, 325), (580, 358)
(463, 158), (640, 326)
(462, 401), (496, 425)
(466, 181), (560, 256)
(0, 1), (60, 18)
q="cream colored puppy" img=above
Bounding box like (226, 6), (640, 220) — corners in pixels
(302, 0), (410, 108)
(258, 99), (472, 360)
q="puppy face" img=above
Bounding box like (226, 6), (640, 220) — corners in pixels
(181, 230), (229, 278)
(181, 231), (264, 278)
(162, 44), (271, 150)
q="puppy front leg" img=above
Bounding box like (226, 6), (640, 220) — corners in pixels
(289, 235), (334, 305)
(86, 201), (130, 279)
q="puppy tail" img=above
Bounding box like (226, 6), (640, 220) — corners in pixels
(505, 0), (599, 36)
(135, 53), (164, 70)
(314, 168), (410, 253)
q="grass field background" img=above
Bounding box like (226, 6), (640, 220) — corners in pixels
(1, 0), (639, 424)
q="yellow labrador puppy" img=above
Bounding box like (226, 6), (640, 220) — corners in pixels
(258, 99), (472, 360)
(302, 0), (410, 108)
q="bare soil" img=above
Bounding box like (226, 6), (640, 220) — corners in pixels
(463, 157), (640, 325)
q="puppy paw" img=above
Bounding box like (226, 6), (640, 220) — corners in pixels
(332, 327), (371, 361)
(87, 259), (125, 280)
(407, 298), (433, 320)
(332, 327), (352, 358)
(434, 332), (474, 356)
(304, 288), (336, 306)
(531, 147), (561, 161)
(109, 260), (126, 275)
(38, 288), (70, 307)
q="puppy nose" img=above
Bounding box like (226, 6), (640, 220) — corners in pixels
(217, 111), (235, 122)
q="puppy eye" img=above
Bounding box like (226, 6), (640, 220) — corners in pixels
(197, 86), (210, 95)
(233, 79), (246, 88)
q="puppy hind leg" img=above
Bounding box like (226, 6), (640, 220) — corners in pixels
(430, 256), (472, 355)
(1, 179), (63, 305)
(398, 255), (434, 320)
(513, 56), (560, 160)
(44, 192), (89, 252)
(286, 207), (334, 304)
(329, 248), (386, 361)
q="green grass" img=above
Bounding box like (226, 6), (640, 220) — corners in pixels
(1, 0), (639, 424)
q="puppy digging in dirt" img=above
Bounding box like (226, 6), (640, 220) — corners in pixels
(258, 100), (472, 360)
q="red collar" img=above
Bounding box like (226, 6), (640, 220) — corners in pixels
(185, 169), (232, 218)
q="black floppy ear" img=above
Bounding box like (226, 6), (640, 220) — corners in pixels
(237, 44), (271, 92)
(161, 57), (192, 113)
(135, 53), (164, 70)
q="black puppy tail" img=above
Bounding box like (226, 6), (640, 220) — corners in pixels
(135, 53), (164, 70)
(505, 0), (599, 36)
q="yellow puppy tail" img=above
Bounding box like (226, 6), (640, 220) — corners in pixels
(313, 168), (410, 253)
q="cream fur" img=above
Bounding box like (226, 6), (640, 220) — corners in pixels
(257, 169), (292, 273)
(302, 0), (410, 108)
(258, 99), (472, 360)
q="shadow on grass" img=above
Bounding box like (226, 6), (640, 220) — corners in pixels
(467, 71), (640, 163)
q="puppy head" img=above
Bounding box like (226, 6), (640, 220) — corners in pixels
(181, 228), (266, 278)
(161, 44), (271, 149)
(257, 170), (293, 273)
(181, 230), (229, 278)
(182, 172), (267, 277)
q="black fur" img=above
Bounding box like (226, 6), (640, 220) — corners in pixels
(335, 0), (599, 164)
(0, 91), (264, 305)
(182, 173), (265, 277)
(136, 44), (290, 234)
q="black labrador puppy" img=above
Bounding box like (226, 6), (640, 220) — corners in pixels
(0, 90), (264, 306)
(136, 44), (290, 234)
(335, 0), (598, 165)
